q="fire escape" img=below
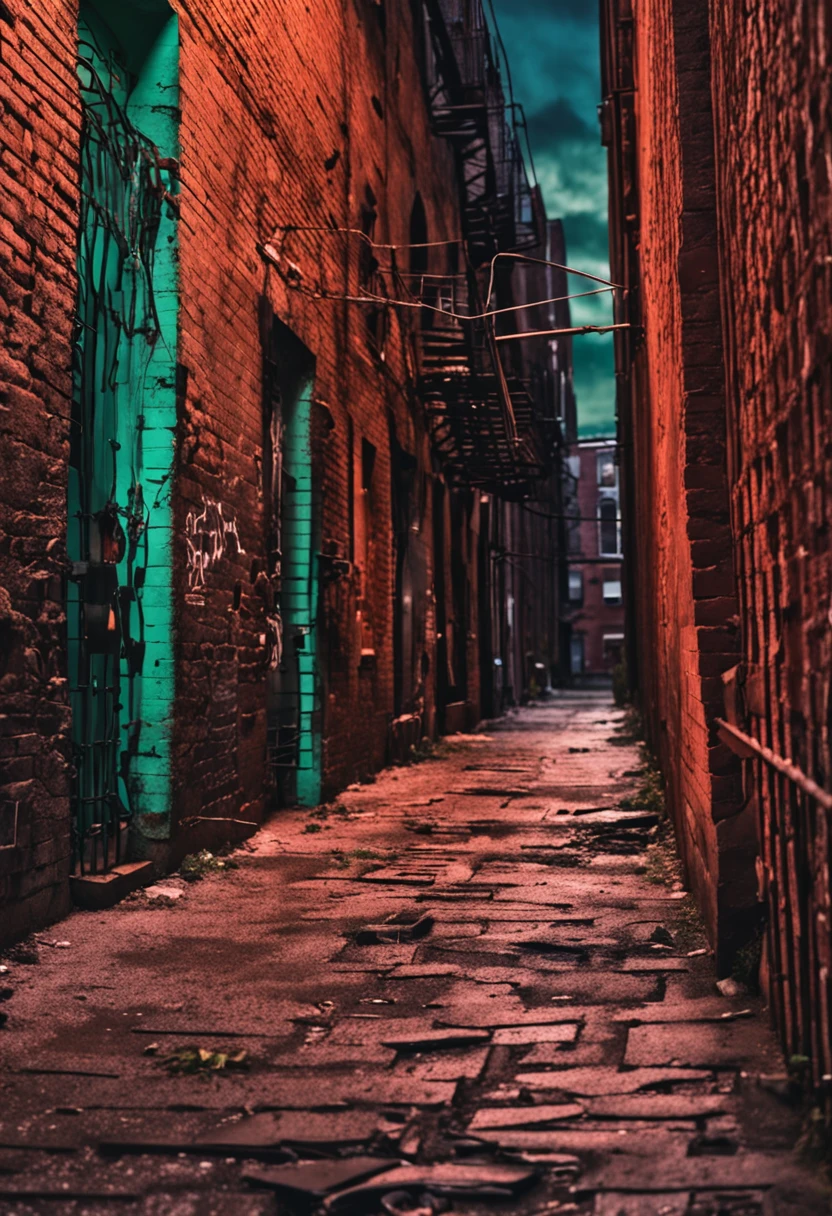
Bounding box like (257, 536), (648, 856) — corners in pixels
(418, 0), (552, 500)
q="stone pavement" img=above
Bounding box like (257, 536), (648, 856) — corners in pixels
(0, 691), (826, 1214)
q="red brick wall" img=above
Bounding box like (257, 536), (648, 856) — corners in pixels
(0, 0), (77, 937)
(605, 0), (748, 964)
(709, 0), (832, 1086)
(171, 0), (468, 815)
(0, 0), (475, 928)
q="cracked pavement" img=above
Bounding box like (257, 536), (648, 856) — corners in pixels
(0, 691), (826, 1214)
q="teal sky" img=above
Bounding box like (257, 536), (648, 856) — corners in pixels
(491, 0), (615, 437)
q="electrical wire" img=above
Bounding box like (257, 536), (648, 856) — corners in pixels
(341, 285), (614, 323)
(259, 231), (622, 330)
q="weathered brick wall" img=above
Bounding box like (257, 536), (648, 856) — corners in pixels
(171, 0), (467, 819)
(0, 0), (77, 937)
(709, 0), (832, 1085)
(606, 0), (747, 964)
(0, 0), (549, 940)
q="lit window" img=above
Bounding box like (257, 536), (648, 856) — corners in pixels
(598, 499), (620, 556)
(568, 570), (583, 603)
(602, 578), (622, 604)
(597, 453), (617, 487)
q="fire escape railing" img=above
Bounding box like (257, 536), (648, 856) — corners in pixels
(419, 0), (551, 499)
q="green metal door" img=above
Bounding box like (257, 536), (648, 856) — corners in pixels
(69, 5), (179, 872)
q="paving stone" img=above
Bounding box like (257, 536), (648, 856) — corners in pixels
(324, 1161), (539, 1209)
(577, 1153), (805, 1192)
(468, 1103), (585, 1130)
(360, 870), (436, 886)
(270, 1043), (397, 1066)
(430, 921), (485, 937)
(327, 1016), (435, 1044)
(99, 1110), (389, 1159)
(516, 973), (658, 1004)
(386, 964), (463, 978)
(354, 913), (434, 944)
(618, 957), (690, 972)
(381, 1026), (492, 1051)
(394, 1046), (490, 1081)
(624, 1024), (760, 1069)
(514, 1067), (713, 1096)
(470, 1128), (691, 1156)
(614, 1001), (755, 1024)
(338, 944), (419, 965)
(437, 1005), (584, 1028)
(587, 1094), (731, 1119)
(592, 1194), (690, 1215)
(242, 1157), (395, 1200)
(253, 1075), (458, 1109)
(522, 1041), (619, 1067)
(492, 1023), (580, 1045)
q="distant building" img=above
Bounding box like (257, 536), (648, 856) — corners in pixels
(561, 439), (624, 680)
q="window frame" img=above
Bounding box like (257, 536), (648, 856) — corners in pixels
(597, 497), (621, 558)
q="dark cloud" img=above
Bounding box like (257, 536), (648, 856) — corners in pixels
(526, 97), (595, 150)
(492, 0), (615, 434)
(574, 333), (615, 436)
(562, 211), (610, 262)
(496, 0), (599, 23)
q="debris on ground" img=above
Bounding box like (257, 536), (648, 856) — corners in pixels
(144, 884), (185, 902)
(161, 1045), (249, 1075)
(180, 850), (238, 881)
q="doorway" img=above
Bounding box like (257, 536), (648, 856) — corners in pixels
(68, 0), (179, 873)
(261, 308), (321, 807)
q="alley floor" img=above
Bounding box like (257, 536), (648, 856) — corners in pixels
(0, 692), (826, 1215)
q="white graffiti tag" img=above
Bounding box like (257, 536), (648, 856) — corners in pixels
(185, 496), (245, 590)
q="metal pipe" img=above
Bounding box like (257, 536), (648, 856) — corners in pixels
(495, 323), (630, 342)
(715, 717), (832, 812)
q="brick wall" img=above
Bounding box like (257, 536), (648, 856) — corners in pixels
(0, 0), (77, 937)
(0, 0), (557, 939)
(606, 0), (832, 1076)
(168, 0), (471, 819)
(709, 0), (832, 1089)
(603, 0), (749, 966)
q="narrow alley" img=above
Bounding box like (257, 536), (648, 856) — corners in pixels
(0, 693), (823, 1213)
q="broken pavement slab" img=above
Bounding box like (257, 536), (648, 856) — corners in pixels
(513, 1067), (714, 1096)
(467, 1103), (585, 1130)
(321, 1161), (540, 1210)
(492, 1023), (580, 1045)
(381, 1026), (492, 1052)
(586, 1093), (730, 1119)
(623, 1023), (764, 1069)
(354, 913), (435, 945)
(242, 1157), (398, 1202)
(0, 694), (822, 1212)
(99, 1110), (398, 1160)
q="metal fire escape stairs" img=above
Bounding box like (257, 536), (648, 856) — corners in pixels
(418, 0), (547, 498)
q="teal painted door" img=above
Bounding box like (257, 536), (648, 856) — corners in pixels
(69, 5), (179, 871)
(261, 310), (321, 808)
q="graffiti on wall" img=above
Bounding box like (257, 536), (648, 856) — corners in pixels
(185, 496), (245, 593)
